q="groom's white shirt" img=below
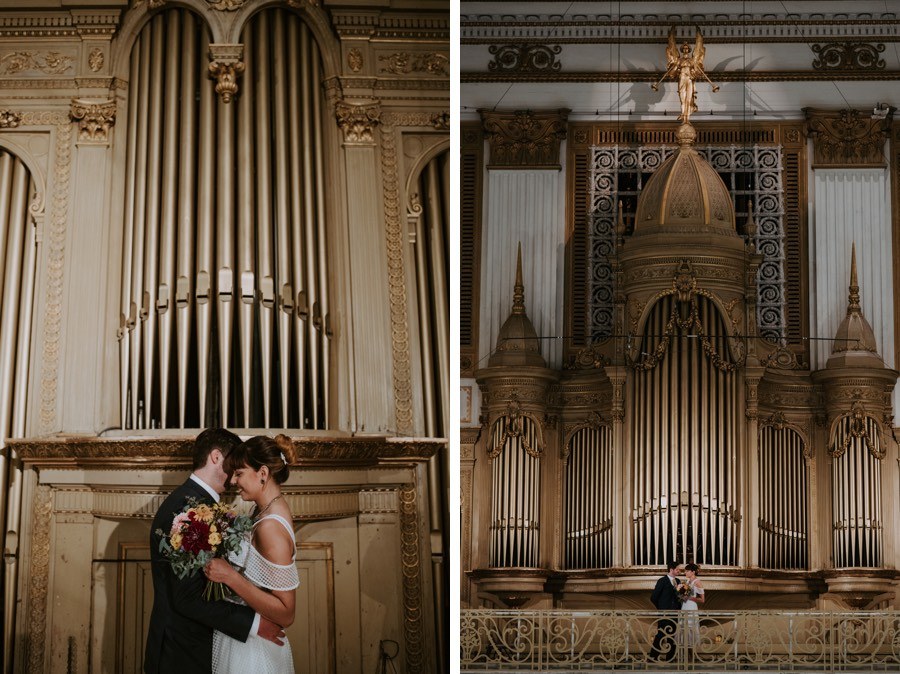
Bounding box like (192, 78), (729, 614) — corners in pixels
(190, 474), (221, 502)
(189, 473), (261, 635)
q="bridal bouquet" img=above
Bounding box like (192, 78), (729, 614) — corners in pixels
(155, 498), (253, 600)
(675, 579), (693, 602)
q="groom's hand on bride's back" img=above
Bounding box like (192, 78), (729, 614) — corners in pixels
(257, 616), (286, 646)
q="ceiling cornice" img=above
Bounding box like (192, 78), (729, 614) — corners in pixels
(462, 17), (900, 44)
(461, 70), (900, 83)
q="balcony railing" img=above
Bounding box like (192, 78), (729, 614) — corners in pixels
(461, 610), (900, 671)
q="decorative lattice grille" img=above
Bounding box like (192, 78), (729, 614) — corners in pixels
(588, 145), (785, 342)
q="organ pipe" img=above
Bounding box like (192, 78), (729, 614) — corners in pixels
(158, 10), (181, 428)
(758, 425), (808, 569)
(195, 26), (215, 428)
(631, 295), (739, 566)
(0, 153), (37, 673)
(831, 415), (883, 567)
(176, 13), (198, 428)
(564, 426), (613, 568)
(119, 8), (331, 429)
(490, 415), (541, 567)
(237, 25), (256, 427)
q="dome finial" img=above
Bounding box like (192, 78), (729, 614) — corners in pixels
(512, 242), (525, 315)
(848, 241), (860, 314)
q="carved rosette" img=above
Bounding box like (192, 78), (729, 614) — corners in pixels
(488, 45), (562, 73)
(207, 44), (245, 104)
(805, 107), (892, 167)
(335, 101), (381, 144)
(481, 108), (569, 169)
(812, 42), (886, 71)
(0, 109), (22, 128)
(70, 99), (116, 143)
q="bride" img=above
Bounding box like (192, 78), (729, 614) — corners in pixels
(680, 563), (705, 659)
(204, 434), (299, 673)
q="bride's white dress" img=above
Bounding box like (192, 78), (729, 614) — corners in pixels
(679, 580), (704, 647)
(212, 514), (300, 674)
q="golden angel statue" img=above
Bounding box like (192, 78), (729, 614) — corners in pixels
(652, 27), (720, 124)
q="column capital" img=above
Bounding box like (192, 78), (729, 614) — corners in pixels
(335, 100), (381, 145)
(208, 44), (245, 104)
(804, 107), (893, 168)
(480, 108), (569, 169)
(70, 98), (116, 144)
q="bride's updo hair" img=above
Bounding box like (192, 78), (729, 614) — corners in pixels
(225, 434), (297, 484)
(685, 563), (700, 574)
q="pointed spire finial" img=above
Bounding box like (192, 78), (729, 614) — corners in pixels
(848, 241), (861, 314)
(512, 242), (525, 315)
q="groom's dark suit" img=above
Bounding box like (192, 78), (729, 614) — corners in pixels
(144, 477), (255, 674)
(649, 573), (682, 661)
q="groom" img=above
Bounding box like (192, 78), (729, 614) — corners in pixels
(649, 560), (683, 661)
(144, 428), (285, 673)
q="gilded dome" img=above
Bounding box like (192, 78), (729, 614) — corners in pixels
(489, 244), (545, 368)
(633, 123), (735, 234)
(826, 244), (884, 370)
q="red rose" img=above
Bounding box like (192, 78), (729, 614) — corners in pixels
(181, 520), (212, 554)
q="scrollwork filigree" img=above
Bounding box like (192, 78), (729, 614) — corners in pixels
(488, 45), (562, 73)
(812, 42), (885, 71)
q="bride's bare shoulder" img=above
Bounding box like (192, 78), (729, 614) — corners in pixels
(252, 518), (294, 564)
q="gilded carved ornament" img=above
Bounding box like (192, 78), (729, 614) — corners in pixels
(70, 99), (116, 143)
(829, 401), (885, 460)
(378, 52), (449, 76)
(760, 411), (813, 458)
(347, 47), (363, 73)
(208, 45), (245, 104)
(488, 45), (562, 73)
(0, 109), (22, 128)
(88, 48), (104, 73)
(628, 261), (746, 372)
(561, 411), (608, 460)
(431, 111), (450, 130)
(812, 42), (885, 71)
(335, 101), (381, 143)
(805, 107), (892, 167)
(1, 50), (73, 75)
(480, 108), (568, 168)
(565, 342), (610, 369)
(206, 0), (246, 10)
(487, 399), (543, 459)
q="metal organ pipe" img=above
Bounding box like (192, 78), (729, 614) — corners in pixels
(831, 416), (882, 567)
(237, 26), (256, 428)
(157, 10), (181, 428)
(271, 15), (293, 428)
(142, 15), (165, 427)
(119, 8), (331, 429)
(176, 13), (198, 428)
(490, 416), (541, 567)
(564, 427), (613, 568)
(0, 155), (36, 674)
(631, 295), (738, 566)
(195, 26), (215, 429)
